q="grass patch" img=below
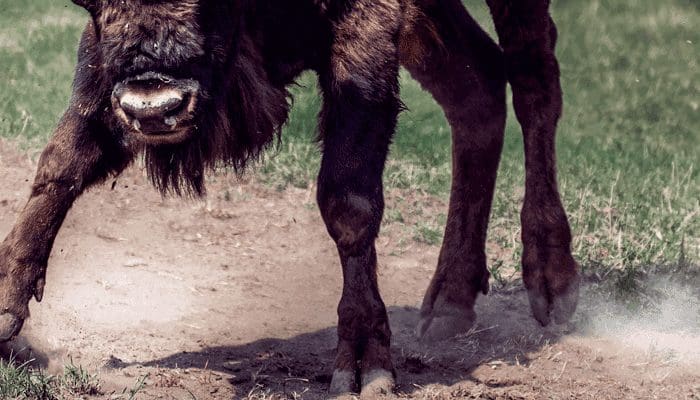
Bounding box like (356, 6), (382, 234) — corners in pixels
(0, 355), (150, 400)
(413, 224), (443, 246)
(0, 356), (100, 399)
(0, 0), (697, 278)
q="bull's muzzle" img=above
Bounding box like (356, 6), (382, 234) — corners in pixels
(112, 72), (200, 145)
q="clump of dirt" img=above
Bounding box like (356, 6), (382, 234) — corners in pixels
(0, 141), (699, 399)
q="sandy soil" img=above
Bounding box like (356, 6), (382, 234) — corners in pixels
(0, 141), (699, 399)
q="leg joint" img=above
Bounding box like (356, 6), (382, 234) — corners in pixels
(31, 179), (81, 198)
(318, 192), (382, 255)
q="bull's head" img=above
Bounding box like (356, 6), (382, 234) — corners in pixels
(72, 0), (240, 146)
(71, 0), (288, 195)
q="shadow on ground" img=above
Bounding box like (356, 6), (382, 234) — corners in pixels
(130, 290), (571, 399)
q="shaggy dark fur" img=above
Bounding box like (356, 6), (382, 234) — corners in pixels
(0, 0), (580, 396)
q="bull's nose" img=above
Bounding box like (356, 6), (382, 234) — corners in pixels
(112, 73), (200, 138)
(118, 90), (184, 120)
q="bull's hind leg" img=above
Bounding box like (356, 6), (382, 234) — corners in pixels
(486, 0), (580, 325)
(0, 110), (132, 340)
(401, 0), (507, 341)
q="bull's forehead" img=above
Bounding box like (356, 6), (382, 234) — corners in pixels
(98, 0), (200, 28)
(96, 0), (206, 74)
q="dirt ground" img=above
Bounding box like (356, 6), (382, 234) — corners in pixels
(0, 141), (699, 399)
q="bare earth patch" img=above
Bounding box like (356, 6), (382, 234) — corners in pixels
(0, 141), (698, 399)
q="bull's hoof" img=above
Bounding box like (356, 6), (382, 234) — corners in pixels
(0, 313), (23, 342)
(329, 395), (358, 400)
(552, 272), (581, 324)
(416, 304), (476, 342)
(527, 288), (552, 326)
(360, 369), (395, 399)
(529, 271), (581, 326)
(329, 369), (356, 397)
(522, 240), (582, 327)
(0, 246), (44, 342)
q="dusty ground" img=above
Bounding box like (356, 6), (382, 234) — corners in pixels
(1, 141), (699, 399)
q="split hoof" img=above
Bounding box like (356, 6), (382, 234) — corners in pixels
(417, 305), (475, 342)
(0, 248), (44, 342)
(552, 272), (581, 324)
(360, 369), (395, 399)
(329, 369), (356, 397)
(329, 367), (395, 398)
(528, 271), (581, 326)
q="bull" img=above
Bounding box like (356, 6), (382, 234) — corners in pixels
(0, 0), (580, 396)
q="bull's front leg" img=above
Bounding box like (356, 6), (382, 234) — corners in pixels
(318, 97), (398, 398)
(486, 0), (580, 325)
(317, 2), (402, 397)
(0, 110), (132, 340)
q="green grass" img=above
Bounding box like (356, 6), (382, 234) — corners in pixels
(0, 0), (698, 280)
(0, 354), (150, 400)
(0, 356), (100, 399)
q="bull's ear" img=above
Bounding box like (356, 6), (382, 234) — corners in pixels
(72, 0), (97, 13)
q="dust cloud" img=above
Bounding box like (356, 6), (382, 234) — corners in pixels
(579, 276), (700, 363)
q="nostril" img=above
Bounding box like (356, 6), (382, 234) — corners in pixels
(111, 73), (200, 135)
(118, 91), (184, 120)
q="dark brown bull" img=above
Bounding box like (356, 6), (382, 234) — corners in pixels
(0, 0), (580, 396)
